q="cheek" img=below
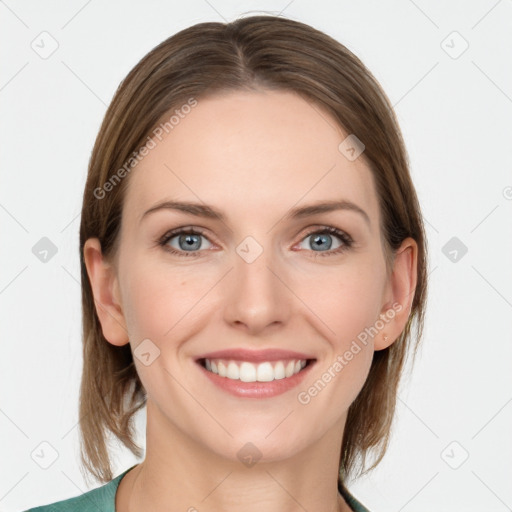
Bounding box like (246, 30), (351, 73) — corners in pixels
(120, 268), (206, 392)
(295, 272), (381, 415)
(297, 260), (384, 389)
(301, 259), (385, 340)
(120, 258), (207, 341)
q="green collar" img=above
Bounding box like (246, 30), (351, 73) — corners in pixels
(338, 480), (371, 512)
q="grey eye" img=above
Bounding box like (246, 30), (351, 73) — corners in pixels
(298, 232), (343, 252)
(167, 232), (212, 252)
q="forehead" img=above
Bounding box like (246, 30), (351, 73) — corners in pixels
(124, 90), (379, 226)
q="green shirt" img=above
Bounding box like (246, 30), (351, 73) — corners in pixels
(25, 465), (371, 512)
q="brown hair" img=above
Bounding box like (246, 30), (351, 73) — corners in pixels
(79, 14), (428, 484)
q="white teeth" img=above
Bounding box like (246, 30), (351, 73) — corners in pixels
(256, 362), (273, 382)
(202, 358), (308, 382)
(240, 362), (257, 382)
(274, 361), (285, 380)
(285, 360), (295, 377)
(227, 361), (239, 379)
(218, 361), (227, 377)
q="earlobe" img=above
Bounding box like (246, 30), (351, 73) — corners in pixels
(83, 238), (129, 347)
(375, 237), (418, 351)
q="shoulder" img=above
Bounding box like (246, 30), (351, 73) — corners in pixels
(23, 467), (133, 512)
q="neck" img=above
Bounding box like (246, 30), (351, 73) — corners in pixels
(117, 399), (352, 512)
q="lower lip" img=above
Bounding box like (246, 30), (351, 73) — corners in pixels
(196, 360), (316, 399)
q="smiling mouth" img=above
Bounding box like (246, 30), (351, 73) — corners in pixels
(197, 357), (316, 382)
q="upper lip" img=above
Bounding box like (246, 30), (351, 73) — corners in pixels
(195, 348), (316, 363)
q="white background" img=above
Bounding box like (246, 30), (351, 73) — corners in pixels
(1, 1), (511, 511)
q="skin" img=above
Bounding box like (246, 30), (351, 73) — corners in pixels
(84, 89), (417, 512)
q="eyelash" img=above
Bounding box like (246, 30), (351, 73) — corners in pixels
(157, 226), (354, 259)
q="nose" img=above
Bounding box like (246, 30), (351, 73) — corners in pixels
(222, 241), (292, 335)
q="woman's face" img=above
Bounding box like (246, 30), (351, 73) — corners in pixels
(88, 89), (414, 464)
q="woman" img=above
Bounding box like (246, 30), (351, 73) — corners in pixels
(27, 13), (427, 512)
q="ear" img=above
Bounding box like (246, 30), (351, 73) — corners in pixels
(83, 238), (129, 347)
(374, 237), (418, 351)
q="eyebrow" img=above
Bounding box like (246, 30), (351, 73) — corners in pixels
(140, 199), (371, 228)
